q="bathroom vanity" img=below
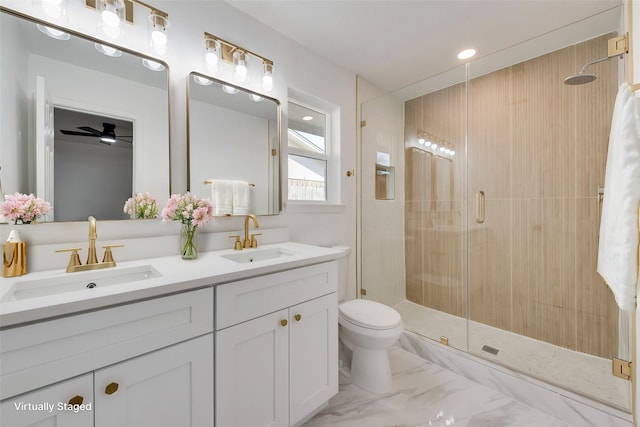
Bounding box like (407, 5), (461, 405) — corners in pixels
(0, 242), (343, 427)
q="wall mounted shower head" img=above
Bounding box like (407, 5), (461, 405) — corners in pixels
(564, 73), (598, 85)
(563, 55), (615, 86)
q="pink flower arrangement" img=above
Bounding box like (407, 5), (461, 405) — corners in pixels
(161, 193), (213, 227)
(124, 192), (158, 219)
(1, 193), (51, 224)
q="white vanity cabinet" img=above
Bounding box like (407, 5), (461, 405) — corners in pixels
(0, 287), (214, 427)
(0, 373), (93, 427)
(215, 262), (338, 427)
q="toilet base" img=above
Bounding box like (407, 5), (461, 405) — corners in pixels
(349, 346), (392, 394)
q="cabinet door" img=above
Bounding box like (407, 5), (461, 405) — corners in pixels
(0, 373), (93, 427)
(94, 334), (213, 427)
(289, 293), (338, 426)
(216, 309), (289, 427)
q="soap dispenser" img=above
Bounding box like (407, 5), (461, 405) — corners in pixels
(3, 230), (26, 277)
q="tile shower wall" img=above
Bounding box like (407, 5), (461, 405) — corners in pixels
(404, 34), (620, 358)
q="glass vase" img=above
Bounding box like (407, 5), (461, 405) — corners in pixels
(180, 224), (199, 260)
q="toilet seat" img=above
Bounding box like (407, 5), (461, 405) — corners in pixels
(339, 299), (402, 330)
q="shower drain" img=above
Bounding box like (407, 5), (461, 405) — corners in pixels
(481, 345), (499, 356)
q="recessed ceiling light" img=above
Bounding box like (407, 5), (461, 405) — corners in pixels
(302, 116), (313, 121)
(457, 48), (476, 60)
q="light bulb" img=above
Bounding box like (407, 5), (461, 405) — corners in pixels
(205, 52), (218, 73)
(262, 74), (273, 92)
(151, 29), (167, 54)
(431, 143), (438, 150)
(235, 64), (247, 83)
(249, 94), (263, 102)
(149, 13), (169, 55)
(100, 1), (122, 39)
(418, 138), (425, 145)
(234, 51), (248, 83)
(42, 0), (64, 19)
(262, 61), (274, 92)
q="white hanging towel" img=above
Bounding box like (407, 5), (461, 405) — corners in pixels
(211, 180), (233, 216)
(232, 180), (250, 215)
(597, 83), (640, 311)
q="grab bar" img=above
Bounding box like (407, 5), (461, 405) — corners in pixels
(476, 190), (485, 224)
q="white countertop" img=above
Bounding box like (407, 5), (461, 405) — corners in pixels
(0, 242), (345, 328)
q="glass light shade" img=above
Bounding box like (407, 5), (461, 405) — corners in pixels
(249, 94), (264, 102)
(36, 24), (70, 40)
(149, 13), (169, 55)
(141, 58), (165, 71)
(222, 85), (239, 95)
(98, 0), (124, 39)
(95, 43), (122, 57)
(233, 51), (248, 83)
(262, 74), (273, 92)
(193, 75), (213, 86)
(418, 138), (425, 145)
(41, 0), (65, 19)
(205, 52), (219, 74)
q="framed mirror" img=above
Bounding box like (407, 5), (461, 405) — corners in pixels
(187, 72), (281, 216)
(0, 8), (170, 222)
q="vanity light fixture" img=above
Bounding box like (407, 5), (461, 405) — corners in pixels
(202, 32), (275, 92)
(36, 24), (71, 40)
(87, 0), (170, 52)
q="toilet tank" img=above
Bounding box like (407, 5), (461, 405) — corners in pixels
(332, 245), (350, 302)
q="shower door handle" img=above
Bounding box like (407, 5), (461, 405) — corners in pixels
(476, 190), (485, 224)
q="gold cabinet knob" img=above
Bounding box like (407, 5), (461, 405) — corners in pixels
(105, 382), (119, 395)
(68, 395), (84, 405)
(280, 319), (288, 327)
(294, 314), (302, 322)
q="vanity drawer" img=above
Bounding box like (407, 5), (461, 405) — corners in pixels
(216, 261), (337, 330)
(0, 287), (213, 400)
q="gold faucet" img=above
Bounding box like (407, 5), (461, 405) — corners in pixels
(87, 216), (98, 265)
(56, 216), (124, 273)
(243, 214), (260, 248)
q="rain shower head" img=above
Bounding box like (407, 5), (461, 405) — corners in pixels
(563, 73), (598, 85)
(563, 55), (613, 86)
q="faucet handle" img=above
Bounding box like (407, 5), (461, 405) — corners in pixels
(250, 233), (262, 248)
(56, 248), (82, 272)
(229, 235), (243, 251)
(102, 244), (124, 264)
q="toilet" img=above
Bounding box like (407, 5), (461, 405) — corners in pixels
(334, 246), (404, 395)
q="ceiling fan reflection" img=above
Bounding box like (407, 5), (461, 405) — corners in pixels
(60, 123), (132, 145)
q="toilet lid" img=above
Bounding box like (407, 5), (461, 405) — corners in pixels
(339, 299), (402, 330)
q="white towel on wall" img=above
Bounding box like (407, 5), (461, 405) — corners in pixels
(212, 180), (233, 216)
(232, 180), (250, 215)
(597, 83), (640, 312)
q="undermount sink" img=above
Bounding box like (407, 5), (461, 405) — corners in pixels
(2, 265), (162, 302)
(221, 247), (295, 264)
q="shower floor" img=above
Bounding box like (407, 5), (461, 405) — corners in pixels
(394, 300), (631, 410)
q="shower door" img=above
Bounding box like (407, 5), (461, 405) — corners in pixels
(466, 34), (632, 410)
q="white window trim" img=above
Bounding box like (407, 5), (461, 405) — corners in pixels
(287, 94), (340, 206)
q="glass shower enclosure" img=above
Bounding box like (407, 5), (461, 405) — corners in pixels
(359, 10), (631, 411)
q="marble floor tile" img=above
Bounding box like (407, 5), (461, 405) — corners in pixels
(305, 347), (570, 427)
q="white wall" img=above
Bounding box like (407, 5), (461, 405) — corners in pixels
(0, 1), (357, 293)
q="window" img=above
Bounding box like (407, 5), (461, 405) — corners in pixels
(287, 101), (329, 201)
